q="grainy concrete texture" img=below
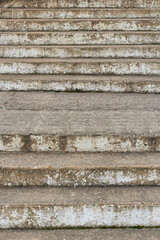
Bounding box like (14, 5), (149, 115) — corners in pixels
(1, 19), (160, 31)
(1, 32), (160, 45)
(0, 75), (159, 93)
(0, 0), (160, 235)
(0, 229), (160, 240)
(0, 187), (160, 228)
(0, 153), (160, 186)
(1, 46), (160, 58)
(0, 0), (160, 8)
(0, 8), (160, 19)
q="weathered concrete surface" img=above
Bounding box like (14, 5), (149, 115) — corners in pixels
(0, 59), (159, 75)
(0, 109), (160, 135)
(1, 46), (160, 58)
(0, 0), (160, 8)
(1, 153), (160, 186)
(1, 229), (160, 240)
(0, 187), (160, 228)
(0, 75), (159, 93)
(1, 19), (160, 31)
(1, 92), (160, 111)
(1, 32), (159, 45)
(1, 153), (160, 168)
(0, 8), (160, 19)
(0, 135), (159, 152)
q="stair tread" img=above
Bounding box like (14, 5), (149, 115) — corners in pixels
(1, 152), (160, 168)
(1, 31), (159, 45)
(0, 109), (159, 135)
(1, 92), (160, 111)
(1, 0), (160, 8)
(0, 229), (160, 240)
(0, 75), (159, 93)
(0, 58), (160, 62)
(1, 19), (159, 32)
(0, 74), (159, 82)
(0, 8), (160, 19)
(1, 153), (160, 186)
(1, 186), (160, 204)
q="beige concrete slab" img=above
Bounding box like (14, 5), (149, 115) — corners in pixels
(0, 32), (159, 45)
(1, 45), (160, 58)
(0, 92), (159, 111)
(1, 229), (160, 240)
(0, 109), (159, 135)
(0, 0), (160, 8)
(0, 8), (160, 19)
(1, 19), (160, 31)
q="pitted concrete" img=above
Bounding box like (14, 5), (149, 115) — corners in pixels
(0, 8), (160, 19)
(0, 153), (160, 186)
(0, 75), (159, 93)
(0, 0), (160, 8)
(0, 187), (160, 228)
(0, 58), (159, 75)
(0, 45), (160, 58)
(1, 19), (160, 31)
(1, 32), (160, 45)
(0, 135), (159, 152)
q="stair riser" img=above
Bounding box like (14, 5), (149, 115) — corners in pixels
(0, 62), (159, 75)
(0, 78), (159, 93)
(1, 0), (160, 8)
(0, 9), (159, 19)
(1, 19), (160, 31)
(1, 168), (160, 186)
(0, 205), (160, 228)
(1, 46), (160, 58)
(0, 135), (159, 152)
(1, 32), (159, 45)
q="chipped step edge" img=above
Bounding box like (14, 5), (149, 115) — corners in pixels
(0, 204), (160, 228)
(0, 60), (160, 75)
(0, 9), (160, 19)
(1, 32), (160, 45)
(0, 46), (160, 59)
(1, 19), (160, 32)
(1, 0), (160, 8)
(0, 134), (160, 153)
(1, 167), (160, 187)
(0, 78), (160, 93)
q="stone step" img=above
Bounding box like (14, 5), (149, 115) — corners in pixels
(1, 92), (159, 111)
(1, 31), (159, 45)
(0, 103), (159, 135)
(1, 229), (160, 240)
(0, 8), (159, 19)
(0, 134), (159, 152)
(1, 0), (160, 8)
(1, 45), (160, 58)
(1, 152), (160, 186)
(0, 75), (159, 93)
(0, 58), (159, 75)
(1, 19), (160, 31)
(0, 186), (160, 228)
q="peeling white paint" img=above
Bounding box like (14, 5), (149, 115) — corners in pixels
(0, 135), (159, 153)
(0, 205), (160, 228)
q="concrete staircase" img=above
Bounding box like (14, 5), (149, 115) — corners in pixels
(0, 0), (160, 238)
